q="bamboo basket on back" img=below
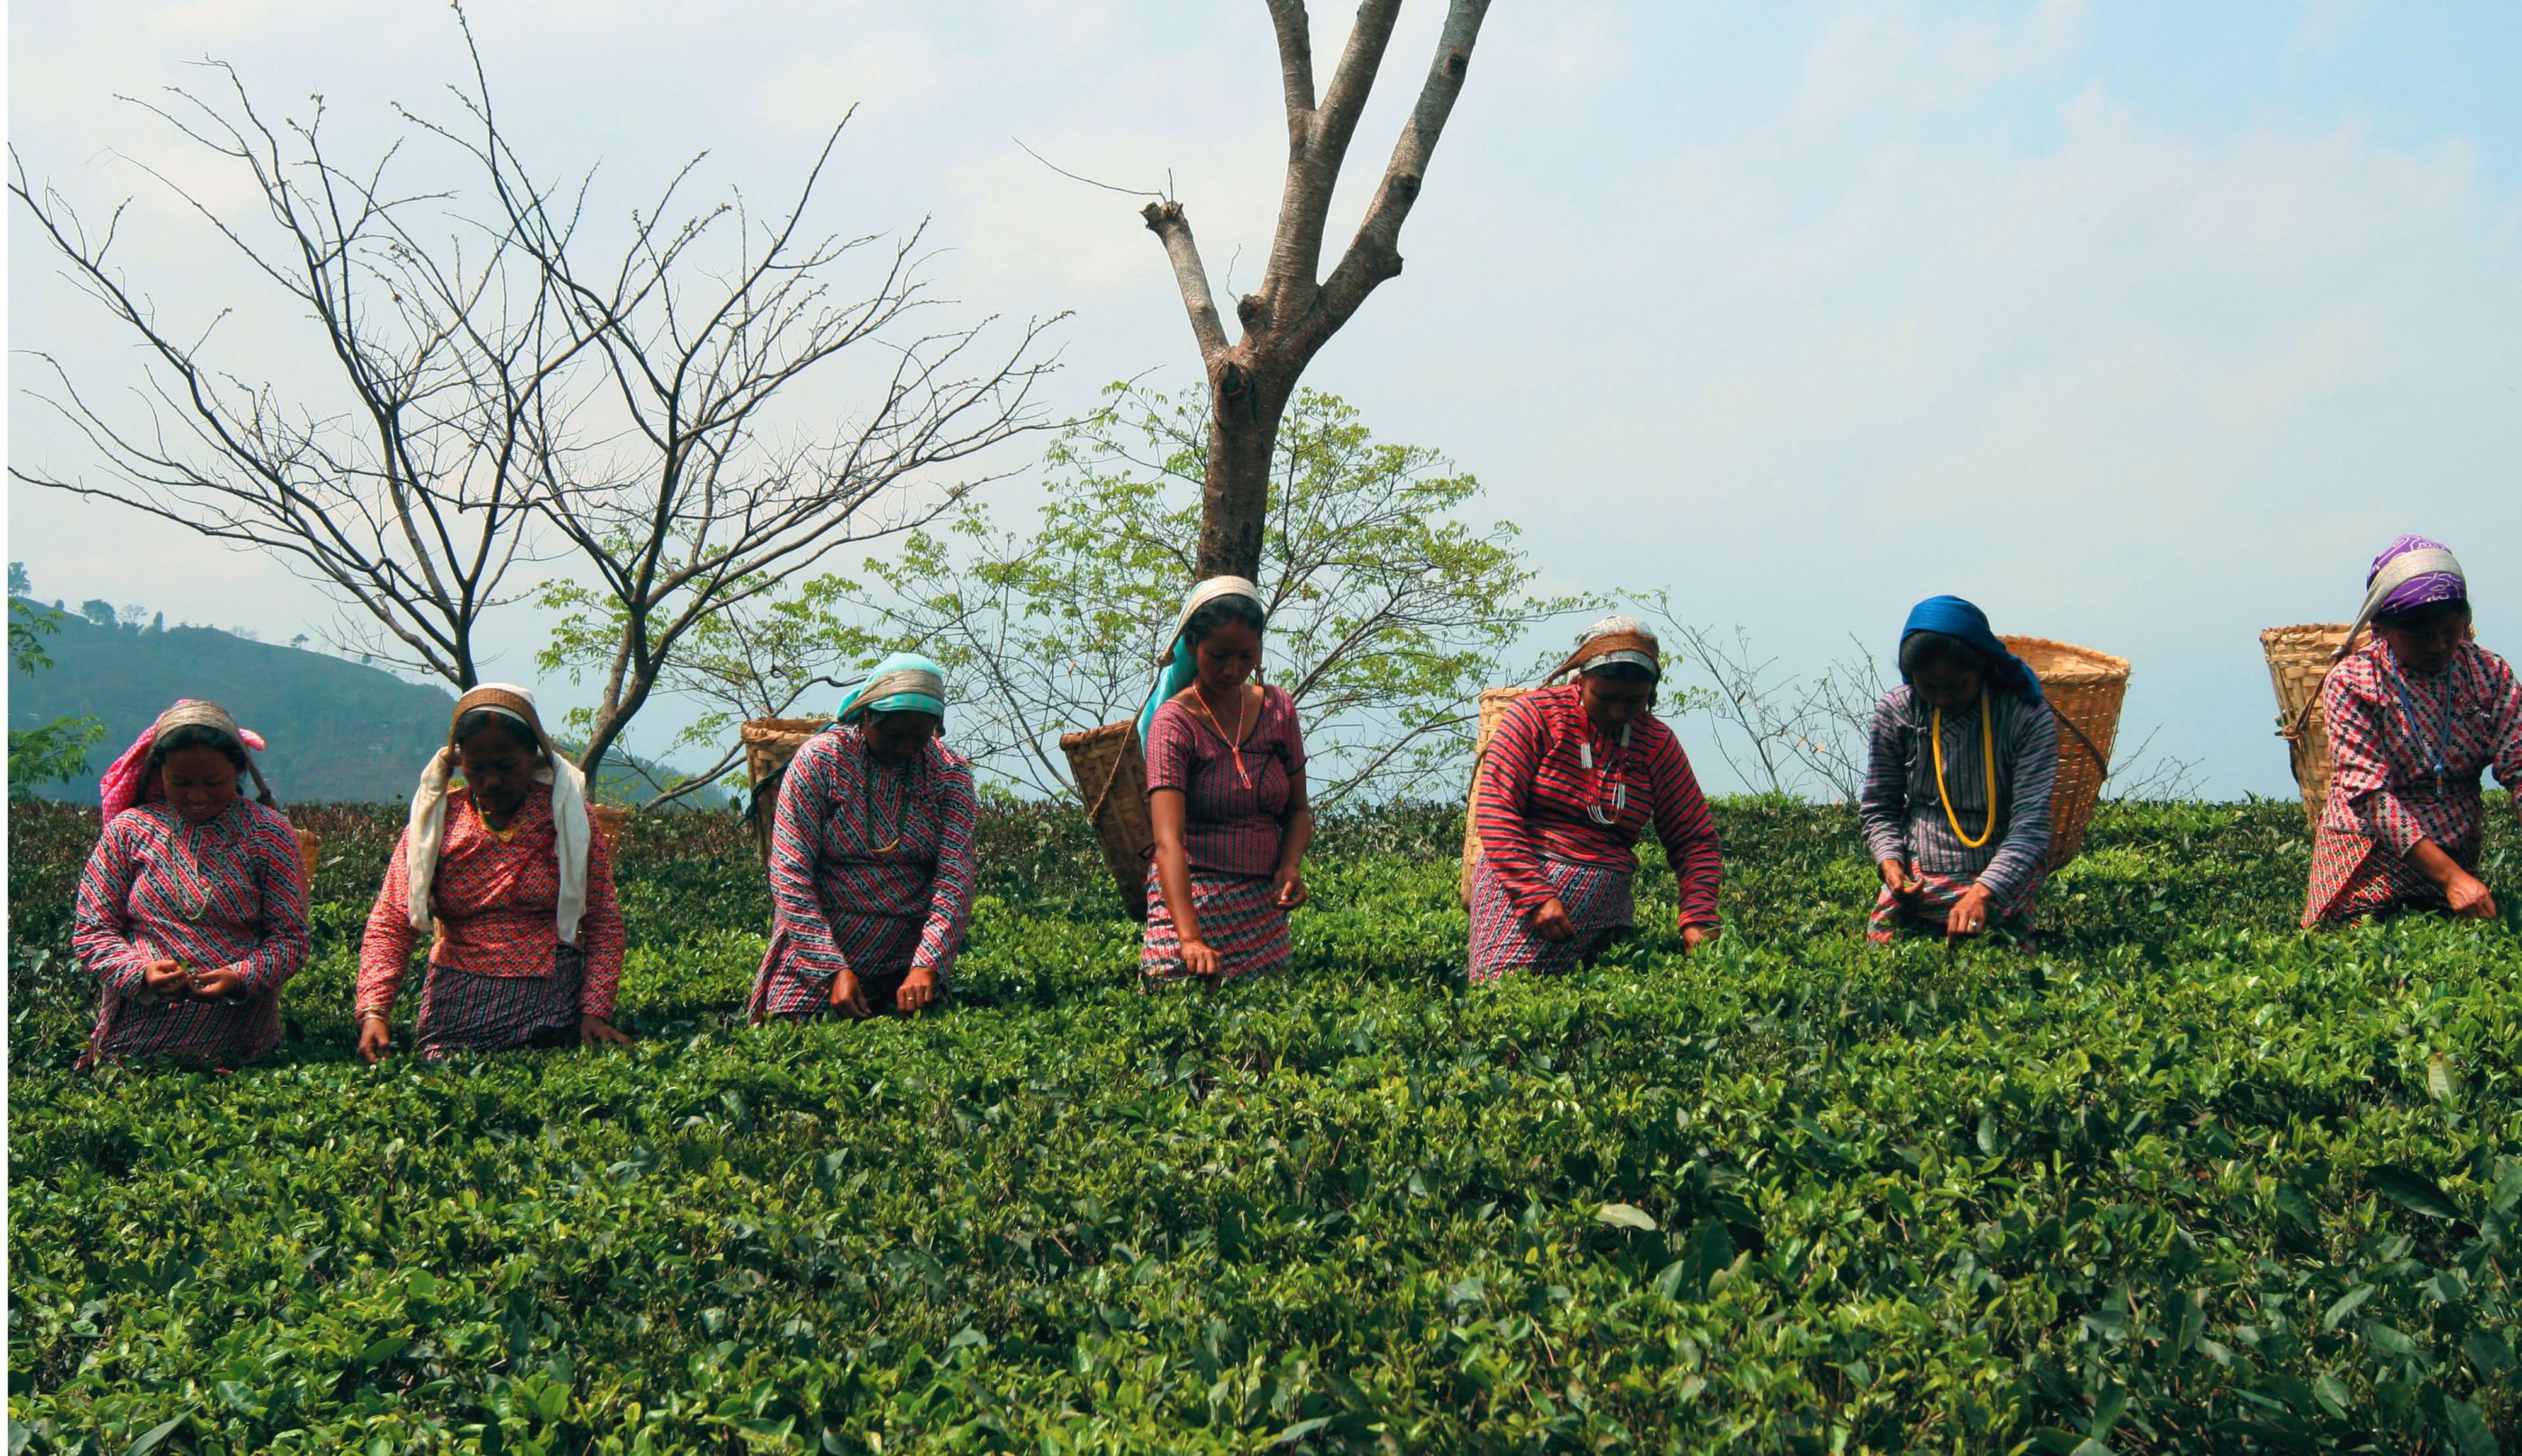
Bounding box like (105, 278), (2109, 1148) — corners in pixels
(2000, 636), (2128, 874)
(2260, 624), (2362, 828)
(1061, 721), (1154, 920)
(292, 827), (322, 889)
(1457, 688), (1533, 905)
(739, 717), (830, 862)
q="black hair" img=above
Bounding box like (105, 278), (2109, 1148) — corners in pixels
(1899, 630), (1986, 681)
(1581, 660), (1656, 683)
(147, 723), (250, 775)
(1184, 594), (1267, 647)
(2374, 597), (2471, 634)
(452, 708), (540, 754)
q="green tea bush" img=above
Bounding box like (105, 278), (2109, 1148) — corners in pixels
(8, 796), (2518, 1452)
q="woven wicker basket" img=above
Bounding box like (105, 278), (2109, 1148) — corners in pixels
(1457, 688), (1534, 906)
(2260, 623), (2361, 827)
(2000, 635), (2128, 873)
(1061, 720), (1153, 920)
(739, 717), (830, 860)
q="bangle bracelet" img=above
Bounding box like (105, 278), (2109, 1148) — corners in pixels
(357, 1009), (388, 1026)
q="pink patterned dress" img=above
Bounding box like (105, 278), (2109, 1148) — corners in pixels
(748, 728), (979, 1019)
(2303, 638), (2522, 926)
(74, 799), (311, 1069)
(1142, 684), (1308, 983)
(360, 782), (628, 1056)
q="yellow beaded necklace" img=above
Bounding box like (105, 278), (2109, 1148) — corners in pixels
(1931, 692), (1997, 850)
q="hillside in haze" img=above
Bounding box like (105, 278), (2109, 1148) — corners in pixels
(8, 601), (730, 809)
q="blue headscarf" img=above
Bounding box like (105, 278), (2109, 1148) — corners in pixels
(1135, 575), (1267, 747)
(838, 650), (947, 723)
(1899, 596), (2043, 702)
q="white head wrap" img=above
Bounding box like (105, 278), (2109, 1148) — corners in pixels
(1565, 615), (1661, 681)
(404, 683), (592, 945)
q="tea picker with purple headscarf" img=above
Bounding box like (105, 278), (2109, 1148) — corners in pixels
(2302, 536), (2522, 927)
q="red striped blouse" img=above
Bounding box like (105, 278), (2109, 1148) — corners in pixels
(1474, 683), (1723, 929)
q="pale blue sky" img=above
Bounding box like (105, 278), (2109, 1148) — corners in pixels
(9, 2), (2518, 797)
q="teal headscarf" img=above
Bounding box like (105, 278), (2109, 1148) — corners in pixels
(838, 651), (947, 724)
(1135, 575), (1266, 747)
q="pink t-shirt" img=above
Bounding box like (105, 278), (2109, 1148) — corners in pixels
(1146, 684), (1307, 879)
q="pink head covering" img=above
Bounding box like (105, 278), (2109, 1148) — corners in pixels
(98, 699), (272, 823)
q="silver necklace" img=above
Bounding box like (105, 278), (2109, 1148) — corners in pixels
(1578, 722), (1633, 826)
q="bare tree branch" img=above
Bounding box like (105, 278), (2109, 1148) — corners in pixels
(1141, 200), (1229, 363)
(1257, 0), (1404, 321)
(1266, 1), (1318, 126)
(1311, 0), (1489, 348)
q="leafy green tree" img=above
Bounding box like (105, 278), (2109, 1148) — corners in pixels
(831, 381), (1590, 803)
(539, 565), (882, 807)
(79, 600), (115, 629)
(7, 599), (107, 798)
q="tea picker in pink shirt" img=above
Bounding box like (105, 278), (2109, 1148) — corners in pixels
(1138, 576), (1314, 987)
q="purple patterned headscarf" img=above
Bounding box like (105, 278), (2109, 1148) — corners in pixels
(2367, 534), (2466, 614)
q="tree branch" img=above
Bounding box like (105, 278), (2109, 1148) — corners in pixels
(1140, 200), (1229, 363)
(1259, 0), (1402, 318)
(1267, 1), (1317, 122)
(1308, 0), (1490, 351)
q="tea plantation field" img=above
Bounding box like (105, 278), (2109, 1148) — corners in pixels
(8, 797), (2520, 1453)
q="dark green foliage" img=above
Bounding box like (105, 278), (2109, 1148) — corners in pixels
(7, 597), (108, 795)
(3, 604), (723, 809)
(9, 797), (2519, 1452)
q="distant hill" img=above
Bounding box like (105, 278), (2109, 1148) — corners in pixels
(7, 601), (730, 809)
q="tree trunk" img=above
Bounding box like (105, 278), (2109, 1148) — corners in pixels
(1197, 365), (1294, 581)
(576, 674), (651, 791)
(1146, 1), (1491, 588)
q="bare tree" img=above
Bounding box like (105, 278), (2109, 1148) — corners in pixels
(498, 112), (1061, 777)
(11, 57), (567, 687)
(1140, 0), (1493, 582)
(14, 12), (1060, 785)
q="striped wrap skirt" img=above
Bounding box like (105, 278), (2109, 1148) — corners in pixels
(1141, 864), (1292, 984)
(1868, 870), (2040, 949)
(749, 912), (930, 1021)
(412, 946), (585, 1059)
(84, 986), (283, 1072)
(1467, 855), (1636, 981)
(2302, 827), (2473, 927)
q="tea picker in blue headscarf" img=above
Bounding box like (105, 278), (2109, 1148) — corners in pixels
(748, 651), (981, 1023)
(1856, 595), (2057, 947)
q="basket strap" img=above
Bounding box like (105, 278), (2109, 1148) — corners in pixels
(2049, 701), (2109, 777)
